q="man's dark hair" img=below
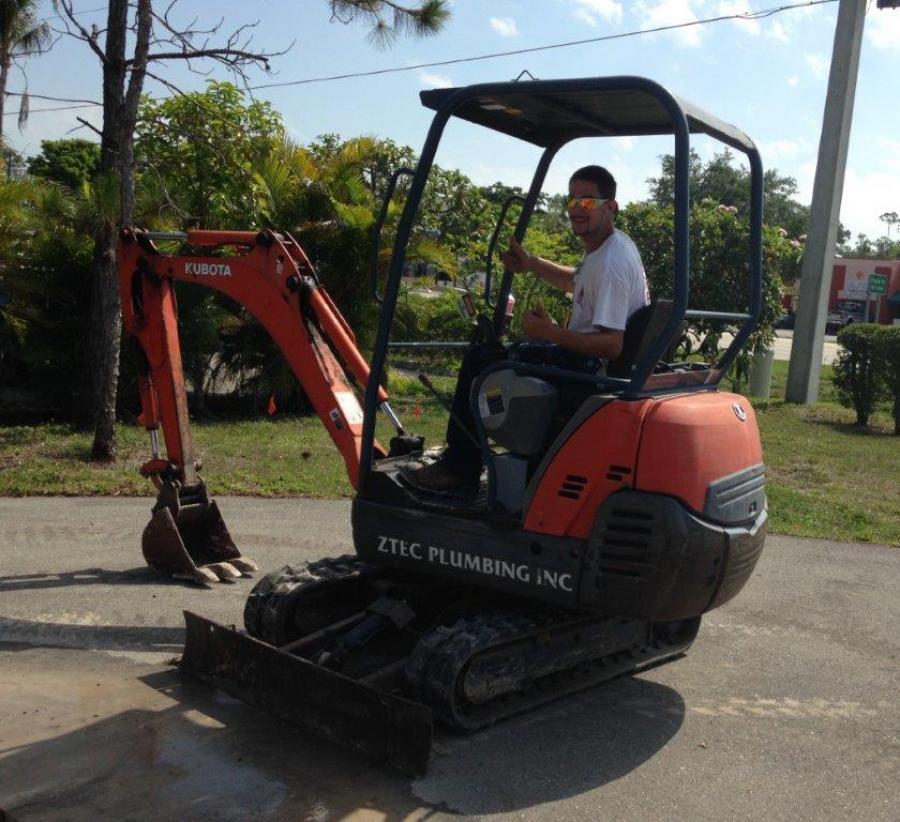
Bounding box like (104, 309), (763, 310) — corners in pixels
(570, 165), (616, 200)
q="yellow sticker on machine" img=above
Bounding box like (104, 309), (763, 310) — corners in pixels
(334, 390), (364, 426)
(479, 386), (504, 418)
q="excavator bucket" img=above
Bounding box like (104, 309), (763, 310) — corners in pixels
(142, 482), (258, 585)
(180, 611), (433, 776)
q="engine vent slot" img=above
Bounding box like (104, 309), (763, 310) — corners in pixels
(605, 463), (633, 483)
(558, 474), (588, 500)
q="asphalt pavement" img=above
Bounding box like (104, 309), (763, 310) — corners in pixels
(0, 496), (897, 821)
(772, 329), (838, 365)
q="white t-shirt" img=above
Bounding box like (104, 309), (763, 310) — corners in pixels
(568, 229), (649, 333)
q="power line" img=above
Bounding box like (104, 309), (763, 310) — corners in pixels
(250, 0), (839, 91)
(7, 0), (839, 118)
(2, 103), (98, 117)
(40, 5), (107, 23)
(5, 91), (100, 104)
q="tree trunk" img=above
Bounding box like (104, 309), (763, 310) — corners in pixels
(86, 0), (150, 461)
(187, 359), (208, 416)
(88, 221), (122, 460)
(0, 55), (10, 144)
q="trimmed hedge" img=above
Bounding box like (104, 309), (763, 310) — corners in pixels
(876, 325), (900, 435)
(832, 323), (900, 432)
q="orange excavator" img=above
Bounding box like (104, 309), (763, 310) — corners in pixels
(117, 76), (768, 775)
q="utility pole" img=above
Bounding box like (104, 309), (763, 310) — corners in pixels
(785, 0), (866, 403)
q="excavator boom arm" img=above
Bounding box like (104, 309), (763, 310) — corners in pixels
(118, 228), (389, 493)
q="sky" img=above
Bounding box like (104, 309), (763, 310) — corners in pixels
(7, 0), (900, 241)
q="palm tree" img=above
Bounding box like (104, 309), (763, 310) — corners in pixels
(0, 0), (52, 141)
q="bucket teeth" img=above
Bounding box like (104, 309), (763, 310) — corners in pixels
(174, 567), (219, 586)
(229, 557), (258, 576)
(141, 482), (253, 587)
(205, 562), (242, 582)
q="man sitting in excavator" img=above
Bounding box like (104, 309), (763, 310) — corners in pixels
(402, 164), (650, 496)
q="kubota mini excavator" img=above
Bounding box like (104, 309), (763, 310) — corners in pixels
(117, 76), (768, 775)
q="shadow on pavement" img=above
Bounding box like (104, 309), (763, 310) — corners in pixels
(416, 673), (686, 814)
(143, 667), (686, 816)
(1, 665), (685, 820)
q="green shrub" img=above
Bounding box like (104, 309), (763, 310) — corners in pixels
(832, 324), (885, 427)
(874, 325), (900, 435)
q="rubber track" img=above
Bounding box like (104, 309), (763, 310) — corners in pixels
(405, 610), (697, 731)
(243, 555), (376, 646)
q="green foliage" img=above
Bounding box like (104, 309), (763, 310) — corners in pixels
(0, 176), (93, 417)
(27, 139), (100, 189)
(329, 0), (450, 46)
(2, 144), (26, 178)
(0, 0), (52, 137)
(135, 81), (285, 228)
(617, 200), (784, 388)
(832, 324), (886, 427)
(873, 326), (900, 434)
(842, 212), (900, 258)
(647, 149), (809, 239)
(393, 287), (476, 343)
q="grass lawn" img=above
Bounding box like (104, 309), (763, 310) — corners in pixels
(752, 360), (899, 545)
(1, 363), (897, 545)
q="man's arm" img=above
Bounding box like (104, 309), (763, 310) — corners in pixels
(522, 304), (624, 360)
(502, 238), (576, 293)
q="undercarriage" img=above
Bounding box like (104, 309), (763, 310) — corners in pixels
(182, 555), (701, 774)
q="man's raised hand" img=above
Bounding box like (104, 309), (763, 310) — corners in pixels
(501, 237), (532, 273)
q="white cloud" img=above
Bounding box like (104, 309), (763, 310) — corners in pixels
(797, 160), (817, 205)
(573, 8), (598, 27)
(866, 8), (900, 49)
(570, 0), (623, 27)
(876, 136), (900, 174)
(758, 139), (803, 161)
(419, 72), (453, 88)
(804, 53), (827, 79)
(489, 17), (519, 38)
(841, 165), (900, 239)
(787, 76), (799, 87)
(615, 136), (635, 152)
(768, 20), (790, 44)
(633, 1), (704, 48)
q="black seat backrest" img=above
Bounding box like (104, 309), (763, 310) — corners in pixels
(606, 299), (675, 378)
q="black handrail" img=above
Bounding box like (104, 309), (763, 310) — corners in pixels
(370, 167), (415, 304)
(490, 145), (560, 339)
(484, 194), (525, 308)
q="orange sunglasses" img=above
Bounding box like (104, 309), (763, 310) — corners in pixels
(566, 196), (610, 211)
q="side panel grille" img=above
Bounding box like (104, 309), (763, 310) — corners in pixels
(596, 508), (658, 579)
(558, 474), (588, 500)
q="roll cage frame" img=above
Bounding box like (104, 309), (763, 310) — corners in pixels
(360, 75), (764, 493)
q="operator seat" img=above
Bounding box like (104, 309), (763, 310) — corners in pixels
(606, 299), (676, 378)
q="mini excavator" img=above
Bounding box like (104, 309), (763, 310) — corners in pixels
(117, 77), (768, 775)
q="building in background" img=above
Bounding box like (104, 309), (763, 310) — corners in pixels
(782, 257), (900, 327)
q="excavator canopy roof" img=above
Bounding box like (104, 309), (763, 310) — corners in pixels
(420, 76), (756, 154)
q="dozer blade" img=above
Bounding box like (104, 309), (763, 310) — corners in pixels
(180, 611), (433, 776)
(143, 500), (258, 585)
